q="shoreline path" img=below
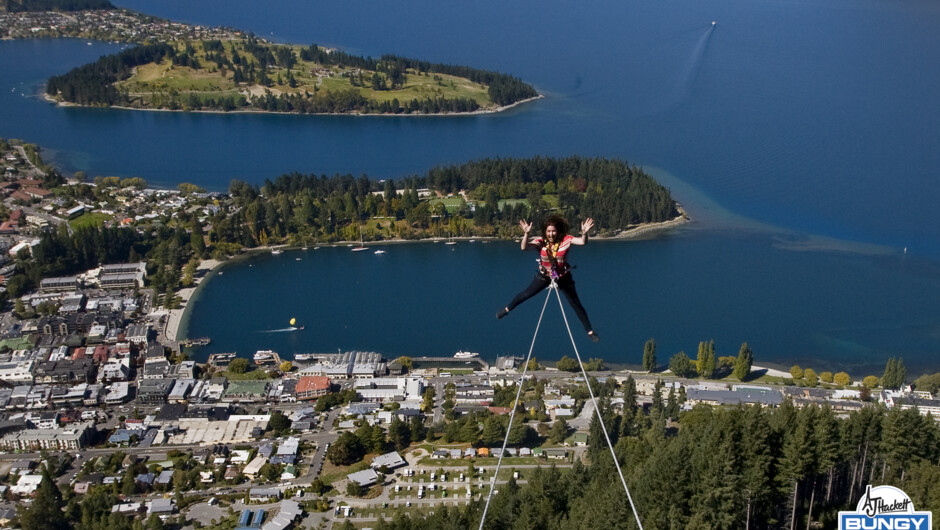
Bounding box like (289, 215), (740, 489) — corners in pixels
(163, 258), (222, 342)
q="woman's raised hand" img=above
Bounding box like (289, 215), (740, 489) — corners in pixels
(581, 217), (594, 234)
(519, 219), (533, 233)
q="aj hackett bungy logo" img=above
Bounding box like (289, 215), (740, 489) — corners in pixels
(839, 485), (932, 530)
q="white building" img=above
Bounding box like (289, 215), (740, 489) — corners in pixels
(0, 361), (35, 383)
(354, 377), (424, 403)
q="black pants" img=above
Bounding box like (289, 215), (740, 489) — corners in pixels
(506, 273), (594, 332)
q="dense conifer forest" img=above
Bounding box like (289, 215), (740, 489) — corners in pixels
(45, 44), (176, 106)
(359, 389), (940, 530)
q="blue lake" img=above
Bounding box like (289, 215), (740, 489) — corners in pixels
(2, 0), (940, 375)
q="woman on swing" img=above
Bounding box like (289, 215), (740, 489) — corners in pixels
(497, 214), (600, 342)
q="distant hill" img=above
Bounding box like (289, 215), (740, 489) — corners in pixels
(3, 0), (113, 12)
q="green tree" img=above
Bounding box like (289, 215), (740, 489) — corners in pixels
(346, 480), (363, 497)
(481, 416), (506, 446)
(834, 372), (852, 386)
(642, 338), (657, 372)
(268, 411), (291, 434)
(585, 358), (605, 371)
(881, 357), (907, 389)
(507, 423), (534, 447)
(733, 342), (753, 380)
(229, 357), (250, 374)
(697, 340), (716, 379)
(279, 361), (293, 372)
(18, 467), (68, 530)
(326, 431), (365, 466)
(804, 368), (819, 387)
(409, 415), (427, 443)
(421, 386), (435, 413)
(669, 351), (696, 378)
(820, 371), (833, 384)
(549, 418), (569, 444)
(621, 376), (638, 437)
(912, 372), (940, 394)
(863, 375), (880, 388)
(396, 356), (413, 371)
(556, 355), (579, 372)
(790, 365), (804, 380)
(260, 463), (280, 482)
(388, 417), (411, 451)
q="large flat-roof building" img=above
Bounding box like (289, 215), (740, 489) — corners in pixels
(138, 378), (173, 405)
(0, 361), (34, 384)
(298, 351), (385, 379)
(39, 276), (82, 293)
(0, 421), (93, 450)
(97, 262), (146, 289)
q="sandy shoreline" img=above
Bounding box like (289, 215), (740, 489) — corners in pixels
(162, 258), (223, 342)
(603, 205), (690, 240)
(46, 94), (544, 117)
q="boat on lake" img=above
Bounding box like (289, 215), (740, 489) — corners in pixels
(254, 350), (279, 364)
(454, 350), (479, 359)
(352, 225), (368, 251)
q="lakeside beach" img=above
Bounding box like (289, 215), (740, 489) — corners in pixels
(162, 258), (222, 342)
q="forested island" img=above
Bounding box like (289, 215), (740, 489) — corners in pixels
(45, 36), (539, 114)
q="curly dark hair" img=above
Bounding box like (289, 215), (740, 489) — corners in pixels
(541, 214), (570, 240)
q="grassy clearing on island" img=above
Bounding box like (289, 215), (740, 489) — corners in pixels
(116, 40), (494, 111)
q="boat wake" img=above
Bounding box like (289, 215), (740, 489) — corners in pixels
(259, 327), (299, 333)
(648, 23), (717, 115)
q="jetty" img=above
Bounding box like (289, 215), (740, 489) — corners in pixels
(179, 337), (211, 348)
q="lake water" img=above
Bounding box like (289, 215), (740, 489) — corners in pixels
(2, 0), (940, 375)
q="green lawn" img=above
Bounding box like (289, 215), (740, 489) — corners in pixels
(117, 41), (496, 111)
(320, 460), (370, 485)
(69, 212), (111, 229)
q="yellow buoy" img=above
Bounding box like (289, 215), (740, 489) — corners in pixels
(289, 317), (296, 326)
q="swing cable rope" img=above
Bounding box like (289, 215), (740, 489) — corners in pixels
(477, 281), (644, 530)
(477, 282), (553, 530)
(550, 281), (644, 530)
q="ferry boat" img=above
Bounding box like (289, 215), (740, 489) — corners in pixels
(454, 351), (480, 359)
(294, 353), (317, 361)
(253, 350), (278, 364)
(208, 352), (236, 365)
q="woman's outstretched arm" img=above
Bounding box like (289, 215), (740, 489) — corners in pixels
(570, 217), (594, 245)
(519, 219), (534, 250)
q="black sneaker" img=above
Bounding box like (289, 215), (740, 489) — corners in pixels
(497, 307), (510, 319)
(588, 331), (600, 342)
